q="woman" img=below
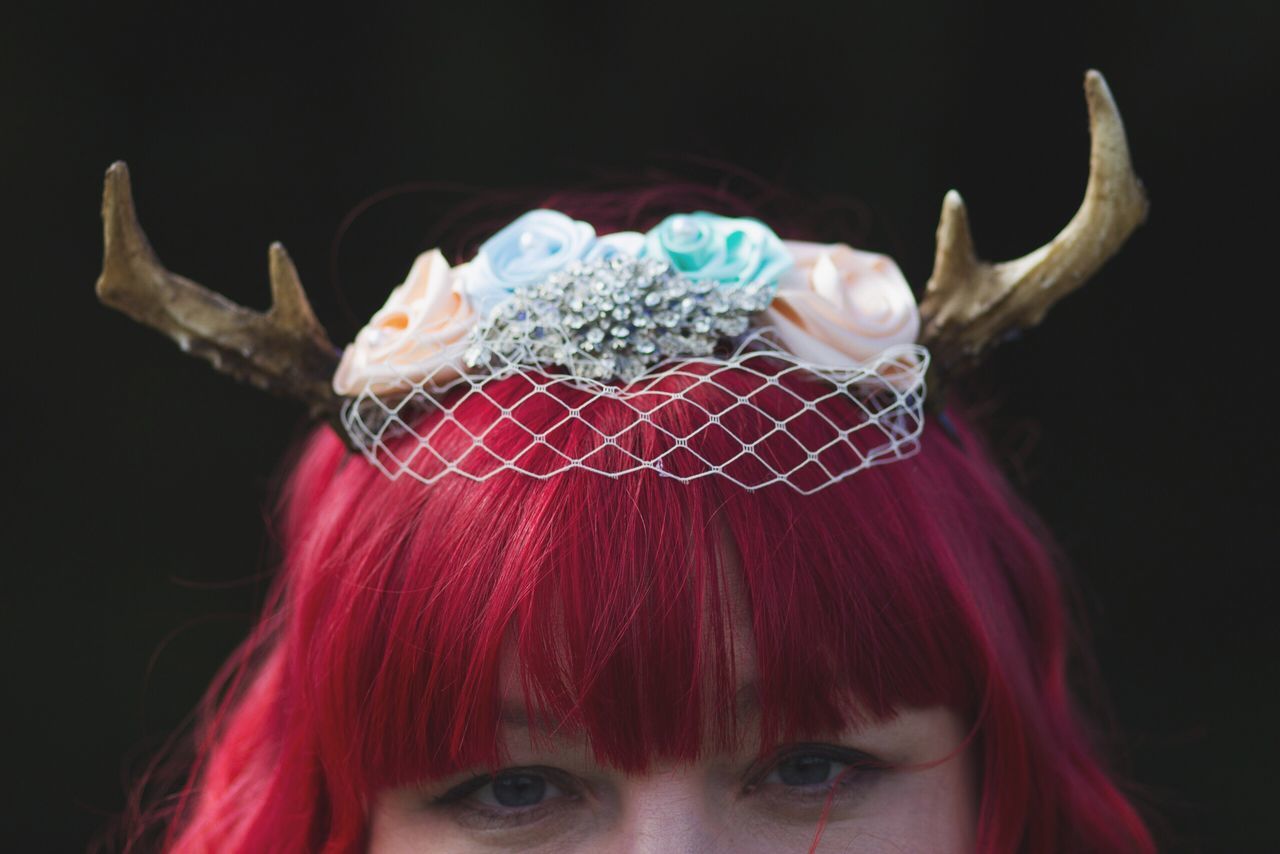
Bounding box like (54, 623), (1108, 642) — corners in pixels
(105, 72), (1154, 853)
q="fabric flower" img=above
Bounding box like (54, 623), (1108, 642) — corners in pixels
(332, 249), (476, 395)
(762, 241), (920, 366)
(464, 210), (596, 316)
(585, 230), (644, 261)
(641, 212), (792, 291)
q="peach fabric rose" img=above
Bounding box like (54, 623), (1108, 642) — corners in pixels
(763, 241), (920, 366)
(332, 249), (477, 395)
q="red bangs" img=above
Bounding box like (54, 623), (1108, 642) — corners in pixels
(285, 373), (990, 796)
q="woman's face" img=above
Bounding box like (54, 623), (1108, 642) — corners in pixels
(371, 705), (975, 853)
(368, 569), (978, 853)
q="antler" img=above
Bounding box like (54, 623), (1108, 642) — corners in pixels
(96, 161), (343, 420)
(919, 70), (1149, 394)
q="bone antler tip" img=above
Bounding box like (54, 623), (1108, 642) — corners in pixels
(1084, 68), (1110, 99)
(935, 190), (973, 255)
(102, 161), (132, 207)
(1081, 70), (1150, 227)
(268, 241), (299, 301)
(267, 241), (330, 342)
(268, 240), (291, 272)
(1083, 69), (1122, 130)
(927, 189), (977, 295)
(103, 161), (130, 195)
(940, 189), (967, 223)
(97, 160), (153, 304)
(102, 161), (133, 214)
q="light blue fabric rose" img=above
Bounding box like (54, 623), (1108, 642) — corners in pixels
(641, 212), (792, 291)
(465, 210), (596, 316)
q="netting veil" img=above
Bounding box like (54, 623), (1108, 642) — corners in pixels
(340, 330), (928, 495)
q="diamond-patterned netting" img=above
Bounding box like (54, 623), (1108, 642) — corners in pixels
(338, 329), (929, 495)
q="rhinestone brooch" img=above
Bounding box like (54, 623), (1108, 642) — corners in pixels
(464, 255), (776, 382)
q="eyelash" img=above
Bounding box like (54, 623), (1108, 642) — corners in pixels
(432, 766), (581, 829)
(745, 743), (886, 802)
(430, 745), (886, 830)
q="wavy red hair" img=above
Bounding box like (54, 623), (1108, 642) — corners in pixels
(125, 383), (1152, 852)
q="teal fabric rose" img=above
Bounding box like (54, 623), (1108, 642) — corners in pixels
(641, 212), (793, 292)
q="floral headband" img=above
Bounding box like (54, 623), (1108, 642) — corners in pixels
(94, 71), (1146, 493)
(330, 211), (919, 391)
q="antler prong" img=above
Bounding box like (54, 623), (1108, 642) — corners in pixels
(268, 241), (325, 333)
(96, 161), (343, 420)
(919, 70), (1149, 394)
(932, 189), (980, 287)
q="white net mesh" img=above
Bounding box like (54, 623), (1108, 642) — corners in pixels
(339, 328), (929, 495)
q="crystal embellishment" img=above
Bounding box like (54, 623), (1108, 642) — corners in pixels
(465, 255), (775, 382)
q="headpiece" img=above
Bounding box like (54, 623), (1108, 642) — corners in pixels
(95, 71), (1146, 493)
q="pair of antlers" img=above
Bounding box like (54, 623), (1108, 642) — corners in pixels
(96, 70), (1147, 418)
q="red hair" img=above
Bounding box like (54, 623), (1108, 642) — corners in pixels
(129, 382), (1153, 853)
(122, 185), (1154, 852)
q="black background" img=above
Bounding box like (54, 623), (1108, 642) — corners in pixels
(4, 1), (1277, 851)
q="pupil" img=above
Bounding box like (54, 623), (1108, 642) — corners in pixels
(492, 773), (546, 807)
(778, 756), (833, 786)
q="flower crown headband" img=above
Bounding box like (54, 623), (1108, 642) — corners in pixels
(95, 71), (1146, 493)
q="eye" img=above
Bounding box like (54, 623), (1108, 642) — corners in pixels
(432, 766), (580, 829)
(749, 744), (886, 798)
(472, 770), (565, 809)
(768, 753), (846, 787)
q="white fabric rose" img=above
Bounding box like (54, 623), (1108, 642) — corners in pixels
(762, 241), (920, 366)
(332, 249), (476, 395)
